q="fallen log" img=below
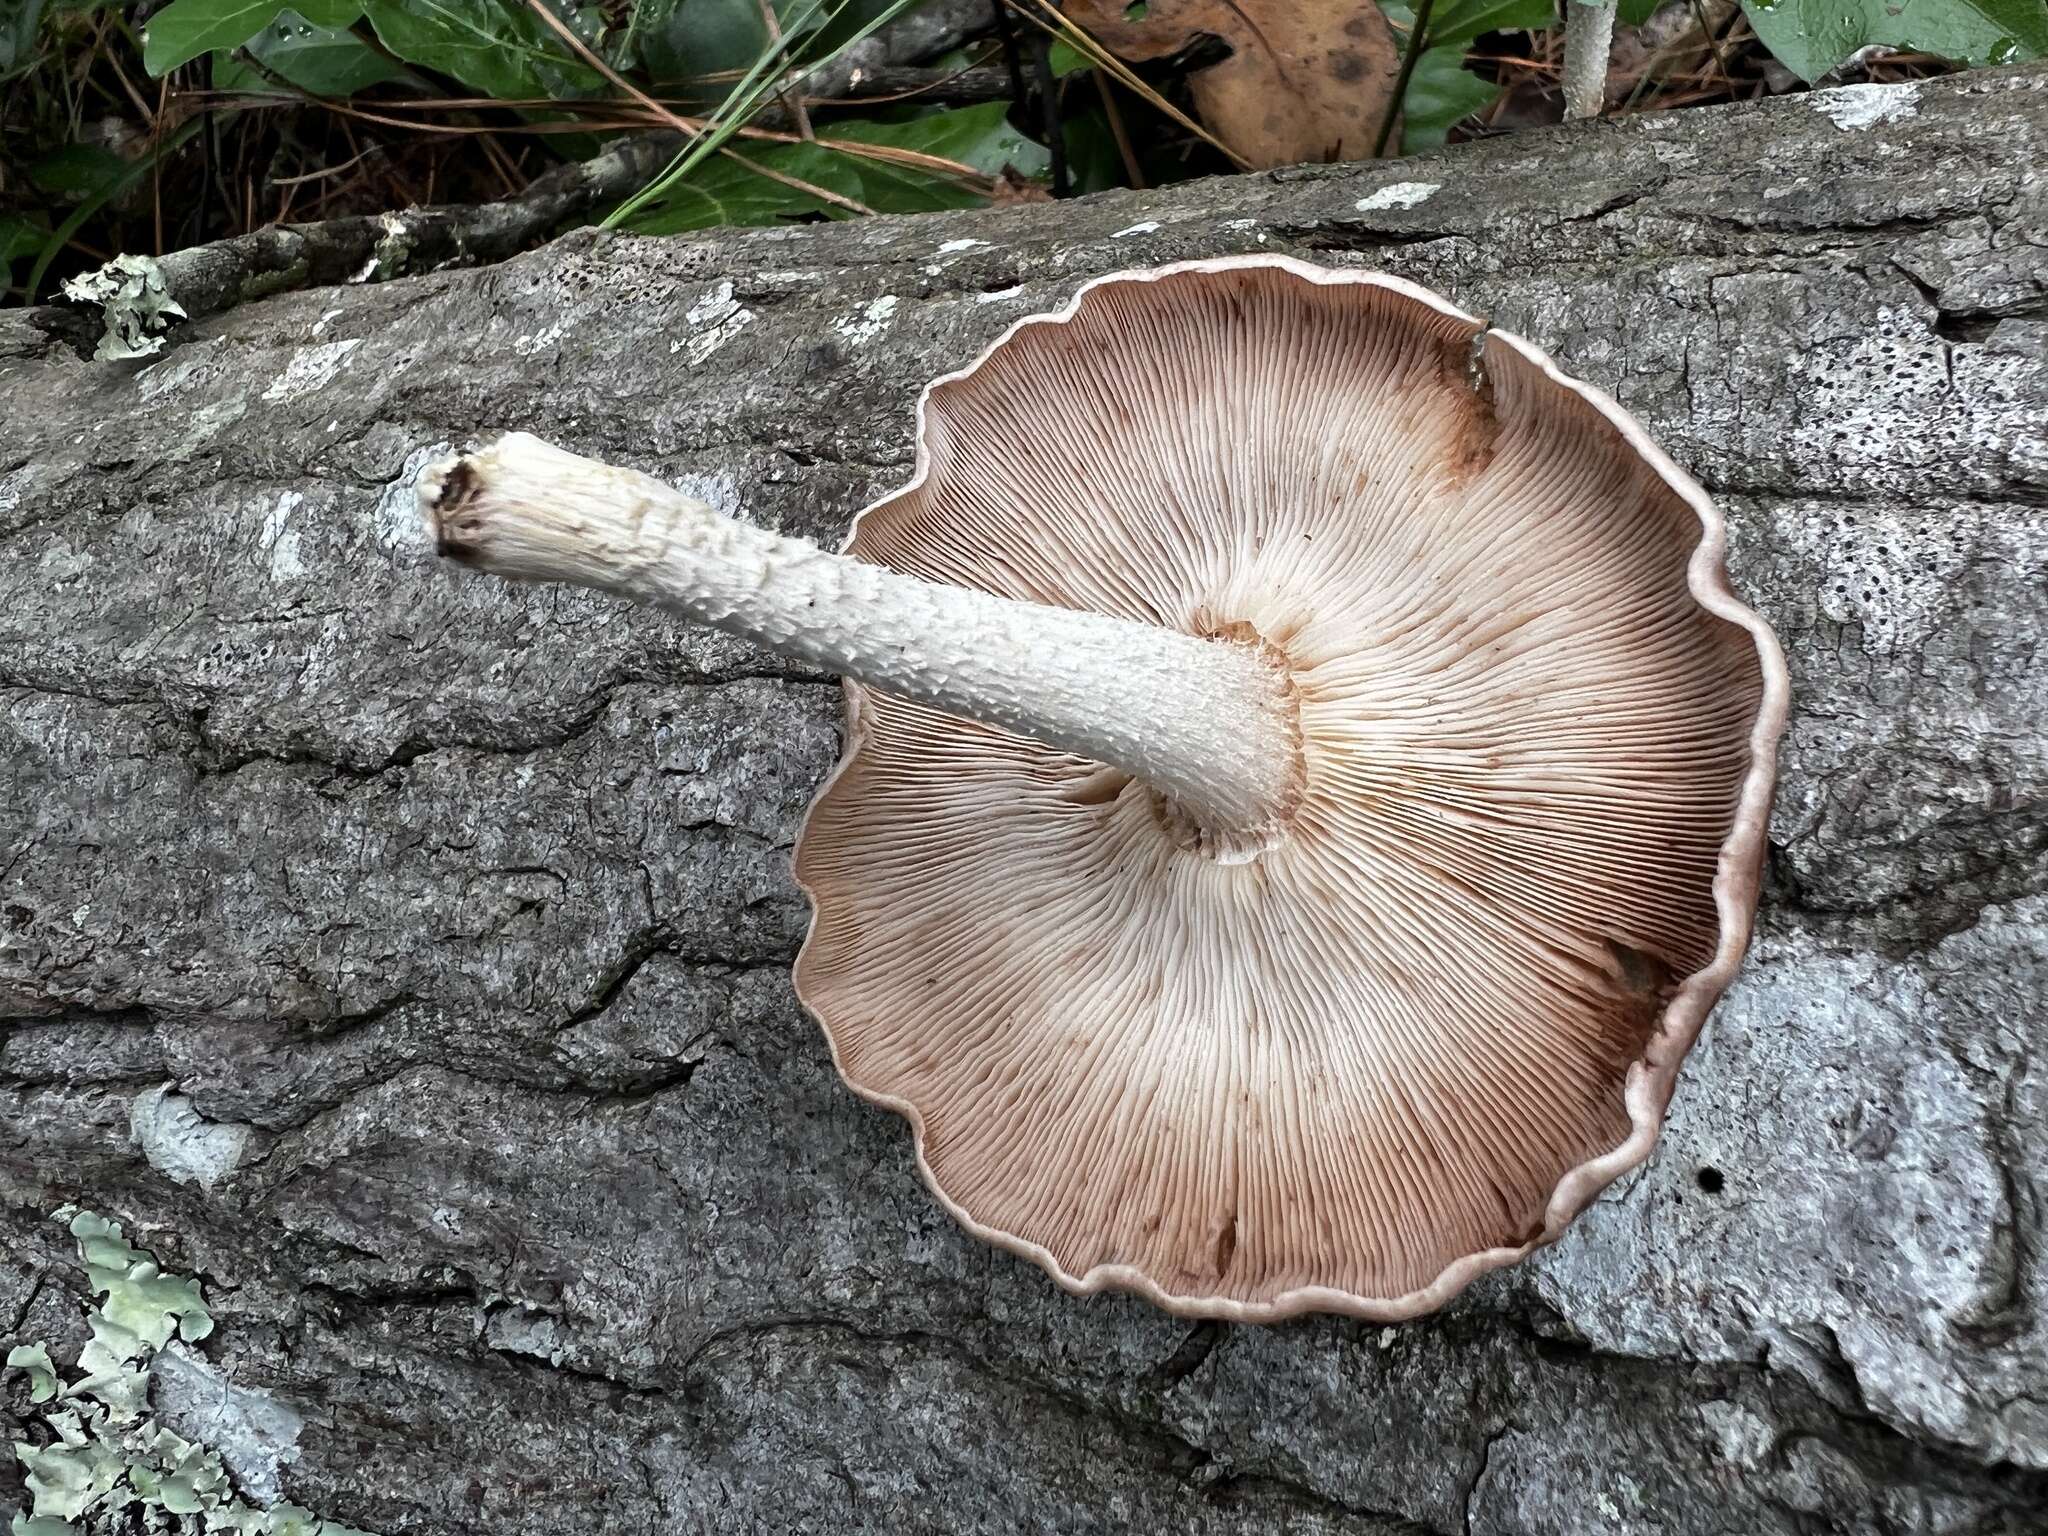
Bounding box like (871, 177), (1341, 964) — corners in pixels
(2, 65), (2044, 1535)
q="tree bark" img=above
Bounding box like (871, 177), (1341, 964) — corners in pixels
(3, 66), (2045, 1535)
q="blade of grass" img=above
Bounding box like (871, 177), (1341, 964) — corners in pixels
(602, 0), (839, 229)
(604, 0), (941, 230)
(523, 0), (876, 216)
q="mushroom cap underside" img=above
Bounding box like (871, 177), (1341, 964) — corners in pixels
(793, 257), (1787, 1321)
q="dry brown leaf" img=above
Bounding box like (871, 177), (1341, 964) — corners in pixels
(990, 166), (1058, 203)
(1060, 0), (1403, 168)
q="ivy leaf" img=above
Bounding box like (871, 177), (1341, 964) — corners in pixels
(212, 9), (408, 95)
(629, 0), (824, 87)
(1, 0), (51, 76)
(1399, 41), (1499, 149)
(833, 101), (1051, 177)
(0, 214), (48, 262)
(358, 0), (603, 98)
(1048, 36), (1092, 74)
(1379, 0), (1553, 49)
(141, 0), (360, 74)
(1739, 0), (2047, 81)
(27, 142), (131, 199)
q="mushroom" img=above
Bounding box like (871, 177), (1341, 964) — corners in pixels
(422, 255), (1789, 1321)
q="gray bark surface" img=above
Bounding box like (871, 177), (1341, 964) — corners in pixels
(2, 65), (2045, 1535)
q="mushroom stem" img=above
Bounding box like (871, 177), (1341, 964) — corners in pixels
(422, 434), (1301, 838)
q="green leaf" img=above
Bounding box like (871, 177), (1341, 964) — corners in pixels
(1738, 0), (2048, 81)
(1057, 106), (1125, 194)
(1427, 0), (1552, 47)
(1047, 37), (1092, 75)
(1, 0), (51, 76)
(836, 100), (1049, 177)
(212, 8), (406, 94)
(140, 0), (359, 74)
(0, 214), (48, 258)
(28, 143), (130, 198)
(1618, 0), (1662, 22)
(622, 102), (1047, 234)
(1379, 0), (1551, 48)
(358, 0), (603, 97)
(606, 156), (789, 231)
(0, 212), (45, 297)
(629, 0), (824, 88)
(1400, 43), (1499, 149)
(604, 0), (927, 228)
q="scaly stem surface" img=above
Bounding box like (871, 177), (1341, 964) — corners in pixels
(422, 434), (1301, 839)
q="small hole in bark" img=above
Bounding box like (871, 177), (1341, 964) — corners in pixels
(1695, 1166), (1724, 1194)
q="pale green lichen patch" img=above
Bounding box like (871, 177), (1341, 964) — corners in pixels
(59, 255), (189, 362)
(363, 212), (416, 284)
(4, 1209), (373, 1536)
(64, 1209), (214, 1356)
(2, 1347), (55, 1406)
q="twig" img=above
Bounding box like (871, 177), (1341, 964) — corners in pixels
(758, 0), (816, 139)
(990, 0), (1030, 110)
(268, 145), (381, 187)
(1688, 0), (1735, 91)
(1027, 24), (1068, 195)
(1562, 0), (1619, 120)
(1093, 68), (1144, 189)
(721, 146), (876, 216)
(153, 76), (169, 256)
(60, 131), (683, 327)
(805, 61), (1013, 106)
(101, 32), (157, 124)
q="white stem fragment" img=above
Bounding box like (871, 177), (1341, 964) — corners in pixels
(1562, 0), (1619, 121)
(421, 434), (1300, 837)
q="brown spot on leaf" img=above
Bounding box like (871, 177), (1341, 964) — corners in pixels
(1062, 0), (1402, 166)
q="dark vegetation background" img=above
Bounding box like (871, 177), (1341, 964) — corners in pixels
(4, 0), (2039, 309)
